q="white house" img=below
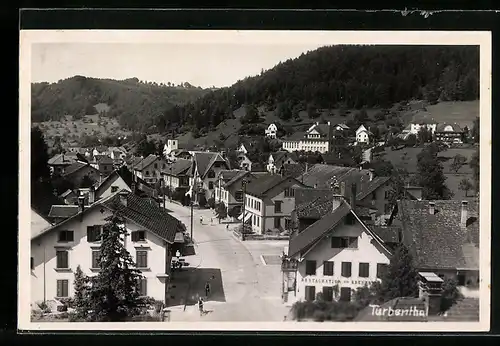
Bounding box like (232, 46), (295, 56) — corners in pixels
(281, 122), (333, 153)
(30, 190), (186, 306)
(356, 125), (372, 144)
(242, 175), (307, 235)
(265, 123), (278, 139)
(266, 151), (298, 174)
(409, 117), (438, 135)
(163, 139), (179, 159)
(283, 195), (392, 303)
(133, 154), (168, 185)
(238, 143), (250, 155)
(190, 152), (230, 202)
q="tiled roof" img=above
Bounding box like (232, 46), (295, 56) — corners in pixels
(370, 226), (401, 244)
(271, 151), (298, 165)
(95, 169), (155, 200)
(288, 199), (351, 257)
(48, 153), (76, 166)
(436, 123), (464, 132)
(165, 158), (192, 176)
(221, 170), (250, 188)
(295, 188), (334, 219)
(62, 161), (94, 176)
(102, 192), (185, 243)
(412, 112), (437, 125)
(244, 174), (302, 198)
(284, 131), (306, 141)
(395, 199), (479, 270)
(97, 155), (114, 165)
(48, 205), (80, 219)
(280, 163), (305, 178)
(356, 177), (391, 201)
(134, 154), (158, 171)
(310, 123), (331, 137)
(299, 164), (366, 190)
(193, 152), (228, 178)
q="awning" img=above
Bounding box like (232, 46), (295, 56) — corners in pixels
(174, 232), (185, 243)
(244, 212), (252, 222)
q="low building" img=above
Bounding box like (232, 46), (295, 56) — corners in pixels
(133, 154), (168, 185)
(355, 125), (372, 145)
(388, 199), (479, 296)
(265, 123), (278, 139)
(190, 152), (231, 202)
(47, 205), (80, 224)
(162, 158), (193, 192)
(94, 168), (157, 202)
(267, 151), (298, 174)
(48, 153), (77, 176)
(434, 123), (465, 144)
(281, 122), (334, 154)
(283, 189), (392, 303)
(31, 190), (186, 306)
(237, 153), (253, 172)
(408, 115), (438, 135)
(242, 175), (307, 235)
(61, 161), (101, 188)
(215, 170), (258, 216)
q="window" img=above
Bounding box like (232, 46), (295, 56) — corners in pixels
(31, 257), (34, 270)
(91, 250), (101, 269)
(341, 262), (352, 277)
(274, 201), (282, 213)
(323, 261), (334, 276)
(111, 186), (119, 193)
(285, 219), (292, 230)
(376, 263), (388, 279)
(345, 213), (355, 225)
(131, 231), (146, 242)
(145, 171), (150, 176)
(331, 236), (358, 249)
(339, 287), (351, 302)
(384, 204), (392, 214)
(136, 250), (148, 268)
(58, 230), (74, 242)
(256, 217), (259, 227)
(208, 170), (215, 178)
(57, 279), (69, 298)
(384, 190), (391, 200)
(235, 191), (243, 201)
(457, 274), (466, 286)
(274, 217), (281, 228)
(322, 286), (334, 302)
(372, 191), (377, 200)
(209, 182), (214, 190)
(138, 278), (147, 296)
(87, 225), (102, 242)
(284, 188), (295, 197)
(154, 163), (158, 169)
(359, 263), (370, 278)
(305, 260), (316, 276)
(305, 286), (316, 302)
(162, 164), (166, 169)
(56, 250), (69, 269)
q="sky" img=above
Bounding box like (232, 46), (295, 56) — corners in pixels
(31, 42), (327, 88)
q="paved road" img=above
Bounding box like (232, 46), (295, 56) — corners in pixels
(164, 200), (289, 322)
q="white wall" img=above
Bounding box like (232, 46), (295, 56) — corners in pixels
(31, 206), (170, 305)
(293, 220), (390, 302)
(97, 176), (131, 200)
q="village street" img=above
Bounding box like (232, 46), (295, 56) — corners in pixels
(164, 200), (291, 322)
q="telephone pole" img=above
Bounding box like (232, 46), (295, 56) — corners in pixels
(241, 178), (248, 241)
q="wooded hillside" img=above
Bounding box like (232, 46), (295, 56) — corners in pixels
(156, 45), (479, 134)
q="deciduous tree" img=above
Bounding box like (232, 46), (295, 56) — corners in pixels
(459, 178), (473, 197)
(450, 154), (468, 173)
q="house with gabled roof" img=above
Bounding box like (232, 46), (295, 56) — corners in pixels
(94, 168), (158, 202)
(215, 169), (259, 216)
(31, 189), (187, 306)
(388, 199), (479, 296)
(161, 158), (193, 192)
(356, 125), (373, 145)
(243, 175), (307, 235)
(48, 153), (77, 176)
(190, 152), (230, 202)
(281, 122), (335, 154)
(133, 154), (168, 185)
(61, 161), (101, 188)
(282, 188), (392, 304)
(434, 123), (465, 144)
(267, 151), (298, 174)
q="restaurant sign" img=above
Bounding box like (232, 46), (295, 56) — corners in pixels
(301, 277), (377, 286)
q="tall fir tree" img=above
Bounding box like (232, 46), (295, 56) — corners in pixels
(378, 244), (419, 302)
(73, 265), (91, 320)
(412, 144), (452, 200)
(86, 212), (143, 321)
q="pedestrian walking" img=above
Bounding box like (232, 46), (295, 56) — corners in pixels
(226, 224), (229, 231)
(198, 297), (204, 316)
(200, 216), (203, 224)
(211, 217), (213, 224)
(205, 281), (211, 297)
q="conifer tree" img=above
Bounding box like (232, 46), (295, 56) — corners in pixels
(86, 212), (143, 321)
(378, 244), (419, 302)
(73, 265), (91, 320)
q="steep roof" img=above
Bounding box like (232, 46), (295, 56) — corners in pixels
(356, 177), (391, 201)
(370, 226), (401, 244)
(284, 131), (306, 141)
(31, 208), (52, 238)
(299, 164), (365, 190)
(95, 169), (156, 200)
(271, 151), (297, 165)
(280, 163), (305, 178)
(62, 161), (95, 177)
(164, 158), (193, 176)
(34, 190), (184, 244)
(48, 153), (76, 166)
(134, 154), (158, 171)
(309, 123), (331, 137)
(395, 199), (479, 270)
(194, 152), (228, 178)
(97, 155), (114, 165)
(436, 123), (464, 132)
(48, 205), (80, 219)
(245, 174), (302, 198)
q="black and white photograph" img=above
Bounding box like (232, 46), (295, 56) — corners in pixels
(19, 30), (491, 331)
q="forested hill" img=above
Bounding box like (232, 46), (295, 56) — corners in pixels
(31, 76), (209, 131)
(156, 45), (479, 134)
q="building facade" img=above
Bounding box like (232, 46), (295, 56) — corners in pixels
(265, 123), (278, 139)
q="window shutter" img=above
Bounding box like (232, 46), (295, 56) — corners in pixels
(68, 231), (74, 242)
(131, 231), (138, 242)
(63, 280), (68, 297)
(57, 280), (62, 297)
(87, 226), (94, 241)
(142, 279), (147, 296)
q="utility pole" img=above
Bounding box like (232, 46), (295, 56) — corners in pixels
(241, 178), (247, 241)
(218, 175), (222, 223)
(190, 195), (194, 240)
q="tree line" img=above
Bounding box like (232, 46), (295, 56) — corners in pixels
(156, 45), (479, 134)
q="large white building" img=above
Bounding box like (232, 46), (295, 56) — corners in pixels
(281, 122), (334, 153)
(30, 190), (186, 306)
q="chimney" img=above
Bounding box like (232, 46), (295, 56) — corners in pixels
(461, 200), (468, 227)
(327, 121), (331, 126)
(119, 191), (128, 207)
(350, 183), (357, 210)
(429, 201), (435, 215)
(316, 121), (319, 126)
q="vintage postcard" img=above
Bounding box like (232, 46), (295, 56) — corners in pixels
(19, 30), (491, 332)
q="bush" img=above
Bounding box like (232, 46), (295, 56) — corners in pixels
(440, 278), (463, 312)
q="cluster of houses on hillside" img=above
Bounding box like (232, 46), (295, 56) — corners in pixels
(31, 119), (479, 318)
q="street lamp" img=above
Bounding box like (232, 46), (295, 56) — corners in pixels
(241, 178), (248, 241)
